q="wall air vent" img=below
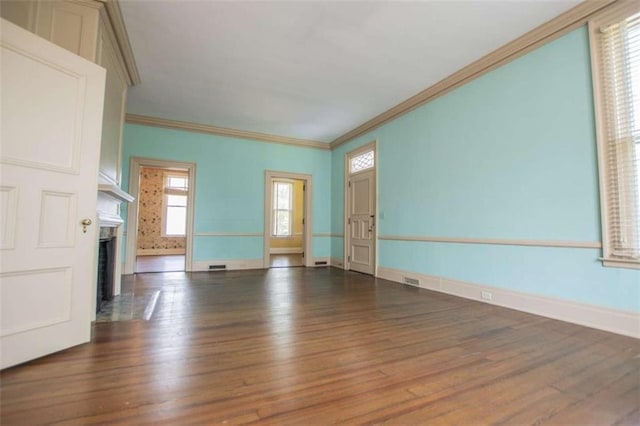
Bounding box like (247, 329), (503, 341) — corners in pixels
(404, 277), (420, 287)
(315, 261), (328, 266)
(209, 265), (226, 270)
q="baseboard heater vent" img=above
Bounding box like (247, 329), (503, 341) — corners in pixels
(315, 261), (328, 266)
(209, 265), (227, 270)
(404, 277), (420, 287)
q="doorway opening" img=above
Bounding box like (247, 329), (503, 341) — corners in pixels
(344, 141), (377, 275)
(264, 171), (313, 268)
(125, 158), (196, 274)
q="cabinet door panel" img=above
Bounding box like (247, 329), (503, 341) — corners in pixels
(35, 1), (99, 61)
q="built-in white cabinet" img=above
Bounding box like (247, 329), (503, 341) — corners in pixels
(2, 0), (137, 190)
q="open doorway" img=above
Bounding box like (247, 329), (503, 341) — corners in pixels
(135, 166), (188, 272)
(125, 158), (196, 274)
(264, 171), (313, 268)
(269, 178), (305, 267)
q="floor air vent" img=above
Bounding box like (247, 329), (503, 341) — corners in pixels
(209, 265), (226, 270)
(404, 277), (420, 287)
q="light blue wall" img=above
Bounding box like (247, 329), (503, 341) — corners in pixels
(331, 27), (639, 312)
(121, 26), (638, 312)
(121, 125), (332, 261)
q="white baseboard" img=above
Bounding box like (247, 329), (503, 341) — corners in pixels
(269, 247), (303, 254)
(330, 257), (345, 269)
(191, 257), (331, 271)
(137, 248), (185, 256)
(377, 266), (639, 339)
(191, 259), (264, 272)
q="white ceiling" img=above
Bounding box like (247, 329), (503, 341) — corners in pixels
(120, 0), (581, 143)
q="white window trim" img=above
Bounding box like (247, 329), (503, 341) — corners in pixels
(589, 1), (640, 270)
(271, 179), (294, 238)
(263, 170), (313, 269)
(161, 172), (189, 238)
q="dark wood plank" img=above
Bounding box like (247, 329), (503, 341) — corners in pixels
(1, 268), (638, 425)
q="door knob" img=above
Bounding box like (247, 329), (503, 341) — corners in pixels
(81, 218), (92, 233)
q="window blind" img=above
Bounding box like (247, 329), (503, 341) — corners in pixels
(597, 10), (640, 261)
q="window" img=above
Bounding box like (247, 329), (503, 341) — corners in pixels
(163, 173), (188, 237)
(349, 150), (375, 174)
(590, 3), (640, 269)
(272, 181), (293, 237)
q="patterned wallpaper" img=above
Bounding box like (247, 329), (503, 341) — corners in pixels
(137, 167), (186, 252)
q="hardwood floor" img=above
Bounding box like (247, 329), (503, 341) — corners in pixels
(136, 254), (185, 273)
(270, 253), (304, 268)
(1, 268), (638, 425)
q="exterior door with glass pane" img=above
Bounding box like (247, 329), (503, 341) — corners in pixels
(346, 146), (376, 275)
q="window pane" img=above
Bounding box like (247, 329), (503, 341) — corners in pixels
(167, 194), (187, 207)
(166, 206), (186, 235)
(272, 181), (293, 236)
(274, 210), (291, 236)
(275, 182), (291, 209)
(168, 176), (188, 189)
(350, 150), (375, 173)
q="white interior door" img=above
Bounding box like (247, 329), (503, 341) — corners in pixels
(348, 170), (375, 274)
(0, 19), (106, 369)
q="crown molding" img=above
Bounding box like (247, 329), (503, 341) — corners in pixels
(99, 0), (141, 85)
(330, 0), (618, 149)
(125, 114), (331, 150)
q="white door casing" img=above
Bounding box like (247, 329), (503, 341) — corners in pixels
(124, 157), (196, 274)
(345, 142), (377, 275)
(0, 19), (106, 369)
(263, 171), (313, 268)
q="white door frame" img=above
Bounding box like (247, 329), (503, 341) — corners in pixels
(124, 157), (196, 274)
(344, 140), (378, 275)
(264, 170), (313, 268)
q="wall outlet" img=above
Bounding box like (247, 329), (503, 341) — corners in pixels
(481, 291), (493, 301)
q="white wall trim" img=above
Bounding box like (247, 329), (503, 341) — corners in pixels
(378, 235), (602, 249)
(264, 170), (313, 268)
(269, 247), (303, 254)
(330, 257), (345, 269)
(137, 248), (185, 256)
(377, 266), (639, 339)
(124, 157), (196, 274)
(101, 0), (141, 85)
(126, 114), (329, 150)
(97, 210), (124, 227)
(313, 233), (344, 238)
(191, 259), (264, 272)
(194, 232), (263, 237)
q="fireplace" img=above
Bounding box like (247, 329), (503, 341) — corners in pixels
(96, 227), (117, 313)
(96, 182), (134, 314)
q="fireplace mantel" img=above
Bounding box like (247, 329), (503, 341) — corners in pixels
(98, 184), (134, 204)
(97, 184), (134, 228)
